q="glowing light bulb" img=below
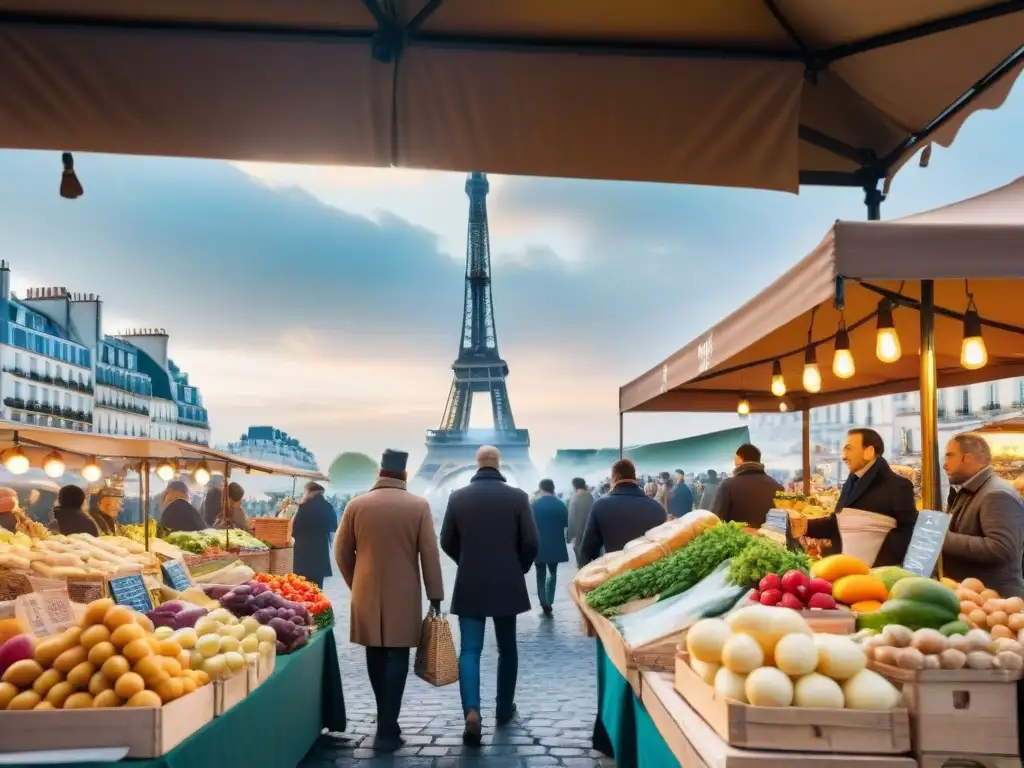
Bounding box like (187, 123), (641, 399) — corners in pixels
(737, 397), (751, 417)
(875, 300), (901, 363)
(194, 462), (211, 485)
(779, 401), (789, 413)
(803, 364), (822, 393)
(81, 458), (103, 483)
(156, 461), (175, 482)
(42, 451), (65, 479)
(961, 309), (988, 371)
(770, 359), (786, 397)
(832, 327), (855, 379)
(2, 447), (29, 475)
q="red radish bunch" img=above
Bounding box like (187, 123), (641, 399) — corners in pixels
(750, 571), (837, 611)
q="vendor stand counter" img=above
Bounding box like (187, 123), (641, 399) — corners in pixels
(1, 628), (346, 768)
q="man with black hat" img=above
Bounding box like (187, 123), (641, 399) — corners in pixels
(159, 480), (206, 533)
(293, 481), (337, 589)
(336, 449), (444, 753)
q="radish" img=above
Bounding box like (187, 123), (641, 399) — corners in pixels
(0, 635), (35, 677)
(780, 570), (810, 595)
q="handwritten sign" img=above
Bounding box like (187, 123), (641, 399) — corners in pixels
(902, 510), (951, 578)
(161, 559), (193, 592)
(108, 574), (153, 613)
(15, 590), (76, 638)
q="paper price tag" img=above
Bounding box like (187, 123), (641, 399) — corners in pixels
(27, 576), (70, 595)
(15, 590), (76, 638)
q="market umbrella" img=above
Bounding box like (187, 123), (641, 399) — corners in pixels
(0, 1), (1021, 194)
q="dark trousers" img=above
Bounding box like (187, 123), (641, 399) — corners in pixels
(365, 647), (410, 738)
(535, 563), (558, 608)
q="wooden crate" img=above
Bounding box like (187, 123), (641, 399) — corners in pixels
(919, 755), (1021, 768)
(214, 671), (249, 716)
(0, 682), (214, 758)
(870, 661), (1020, 756)
(236, 550), (270, 573)
(675, 652), (912, 754)
(252, 518), (293, 548)
(643, 670), (917, 768)
(268, 547), (293, 576)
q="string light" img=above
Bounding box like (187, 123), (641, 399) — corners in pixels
(737, 396), (751, 417)
(875, 299), (901, 363)
(770, 360), (786, 397)
(193, 461), (211, 486)
(832, 324), (855, 379)
(42, 451), (65, 479)
(156, 460), (176, 482)
(2, 446), (29, 475)
(779, 401), (789, 413)
(81, 457), (103, 483)
(961, 309), (988, 370)
(802, 346), (822, 394)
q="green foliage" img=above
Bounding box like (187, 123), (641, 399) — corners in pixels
(328, 452), (378, 491)
(726, 537), (810, 588)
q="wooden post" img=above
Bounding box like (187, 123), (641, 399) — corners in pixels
(919, 280), (942, 511)
(141, 460), (150, 551)
(801, 400), (811, 495)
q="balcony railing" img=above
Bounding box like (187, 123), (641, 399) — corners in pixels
(3, 397), (91, 423)
(3, 367), (94, 395)
(95, 399), (150, 417)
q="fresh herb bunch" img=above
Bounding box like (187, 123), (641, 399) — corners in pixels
(726, 536), (811, 588)
(586, 523), (752, 616)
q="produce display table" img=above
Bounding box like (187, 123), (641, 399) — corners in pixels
(3, 629), (346, 768)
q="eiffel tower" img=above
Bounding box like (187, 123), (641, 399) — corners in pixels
(414, 172), (536, 490)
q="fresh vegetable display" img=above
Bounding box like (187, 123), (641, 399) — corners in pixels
(586, 523), (753, 615)
(748, 570), (837, 611)
(725, 537), (811, 590)
(163, 607), (277, 680)
(204, 582), (312, 653)
(856, 577), (961, 632)
(163, 529), (269, 555)
(952, 577), (1024, 640)
(0, 598), (211, 710)
(0, 533), (160, 578)
(145, 601), (209, 631)
(857, 623), (1024, 673)
(684, 605), (901, 710)
(252, 573), (334, 631)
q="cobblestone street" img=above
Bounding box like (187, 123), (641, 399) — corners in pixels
(300, 557), (610, 768)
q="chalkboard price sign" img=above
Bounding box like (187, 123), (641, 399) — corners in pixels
(161, 559), (193, 592)
(108, 574), (154, 613)
(902, 510), (951, 578)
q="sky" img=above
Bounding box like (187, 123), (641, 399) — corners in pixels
(0, 82), (1022, 473)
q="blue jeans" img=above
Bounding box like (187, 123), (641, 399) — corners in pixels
(535, 563), (558, 608)
(458, 616), (517, 717)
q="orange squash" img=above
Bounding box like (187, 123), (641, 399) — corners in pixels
(810, 554), (870, 582)
(832, 574), (889, 606)
(0, 618), (24, 646)
(850, 600), (883, 613)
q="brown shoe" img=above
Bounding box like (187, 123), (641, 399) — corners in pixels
(463, 708), (482, 746)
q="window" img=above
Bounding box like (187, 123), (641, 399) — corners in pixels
(55, 364), (62, 381)
(117, 349), (125, 367)
(63, 393), (71, 408)
(961, 388), (971, 415)
(13, 381), (21, 399)
(45, 360), (51, 377)
(28, 356), (37, 374)
(847, 403), (855, 425)
(28, 384), (37, 402)
(14, 352), (22, 371)
(987, 383), (999, 410)
(866, 401), (874, 425)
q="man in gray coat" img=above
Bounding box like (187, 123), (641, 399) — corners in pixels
(566, 477), (593, 567)
(942, 432), (1024, 598)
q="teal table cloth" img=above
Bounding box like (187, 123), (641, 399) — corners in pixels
(4, 628), (346, 768)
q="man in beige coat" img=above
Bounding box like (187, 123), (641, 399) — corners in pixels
(336, 449), (444, 752)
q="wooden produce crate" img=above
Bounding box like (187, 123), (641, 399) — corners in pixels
(870, 661), (1021, 757)
(0, 683), (214, 758)
(214, 671), (249, 716)
(252, 517), (293, 548)
(918, 755), (1022, 768)
(643, 670), (917, 768)
(675, 652), (912, 754)
(236, 550), (270, 573)
(268, 546), (293, 576)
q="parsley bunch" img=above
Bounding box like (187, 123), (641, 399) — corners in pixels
(726, 536), (811, 588)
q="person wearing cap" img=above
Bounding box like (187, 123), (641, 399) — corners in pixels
(218, 482), (252, 533)
(292, 481), (337, 589)
(51, 485), (99, 536)
(159, 480), (207, 533)
(336, 449), (444, 753)
(89, 483), (123, 535)
(201, 477), (225, 528)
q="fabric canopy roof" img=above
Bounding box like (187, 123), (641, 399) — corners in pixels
(0, 426), (328, 480)
(620, 174), (1024, 413)
(0, 2), (1021, 191)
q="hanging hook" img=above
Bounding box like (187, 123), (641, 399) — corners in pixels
(834, 275), (846, 311)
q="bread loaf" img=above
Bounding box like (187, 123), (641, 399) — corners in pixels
(645, 510), (718, 551)
(605, 540), (670, 578)
(574, 551), (623, 591)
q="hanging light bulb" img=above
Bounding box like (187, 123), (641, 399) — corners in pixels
(832, 326), (856, 379)
(802, 346), (822, 393)
(42, 451), (65, 479)
(737, 396), (751, 417)
(2, 446), (29, 475)
(156, 460), (176, 482)
(779, 401), (789, 413)
(961, 307), (988, 370)
(875, 299), (901, 363)
(193, 461), (211, 486)
(81, 457), (103, 483)
(770, 360), (786, 397)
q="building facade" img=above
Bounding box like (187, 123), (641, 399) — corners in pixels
(0, 261), (211, 443)
(222, 426), (317, 472)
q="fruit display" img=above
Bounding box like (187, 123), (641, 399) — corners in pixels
(773, 492), (828, 518)
(163, 529), (269, 556)
(252, 573), (334, 631)
(203, 582), (312, 653)
(748, 570), (838, 611)
(0, 598), (210, 710)
(857, 623), (1024, 673)
(684, 605), (901, 710)
(0, 533), (160, 578)
(165, 607), (276, 681)
(145, 601), (209, 631)
(120, 521), (162, 546)
(725, 536), (811, 590)
(856, 577), (962, 632)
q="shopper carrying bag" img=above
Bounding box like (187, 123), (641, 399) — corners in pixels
(414, 605), (459, 686)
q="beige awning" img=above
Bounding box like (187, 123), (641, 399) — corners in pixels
(0, 2), (1021, 191)
(620, 175), (1024, 413)
(0, 426), (328, 480)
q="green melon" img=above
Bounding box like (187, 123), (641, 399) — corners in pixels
(889, 577), (960, 617)
(869, 566), (916, 593)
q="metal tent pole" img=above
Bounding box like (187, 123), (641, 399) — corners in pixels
(919, 281), (942, 511)
(141, 460), (150, 551)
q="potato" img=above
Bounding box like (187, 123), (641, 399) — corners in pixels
(1005, 597), (1024, 614)
(896, 647), (925, 670)
(103, 606), (136, 631)
(63, 692), (94, 709)
(3, 659), (44, 688)
(0, 681), (19, 709)
(92, 689), (123, 708)
(966, 651), (995, 670)
(996, 651), (1024, 671)
(88, 671), (113, 696)
(1008, 614), (1024, 632)
(114, 672), (145, 700)
(83, 598), (115, 627)
(44, 681), (75, 707)
(126, 689), (162, 708)
(968, 609), (988, 627)
(992, 624), (1014, 640)
(67, 661), (96, 689)
(101, 655), (130, 681)
(31, 668), (64, 697)
(988, 611), (1009, 627)
(961, 600), (980, 614)
(154, 676), (184, 703)
(110, 623), (145, 650)
(88, 641), (117, 667)
(911, 629), (948, 655)
(7, 690), (42, 710)
(123, 638), (154, 665)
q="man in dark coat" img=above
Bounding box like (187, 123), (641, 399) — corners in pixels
(51, 485), (99, 536)
(201, 479), (224, 528)
(567, 477), (593, 567)
(579, 458), (666, 566)
(531, 479), (569, 617)
(88, 483), (123, 536)
(669, 470), (694, 518)
(158, 480), (206, 532)
(791, 428), (917, 567)
(294, 481), (338, 589)
(440, 445), (539, 746)
(712, 444), (784, 530)
(696, 469), (720, 510)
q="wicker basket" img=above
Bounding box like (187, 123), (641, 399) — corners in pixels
(252, 518), (293, 548)
(268, 547), (294, 576)
(237, 550), (271, 573)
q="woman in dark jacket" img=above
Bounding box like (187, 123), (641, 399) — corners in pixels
(293, 482), (337, 588)
(52, 485), (99, 536)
